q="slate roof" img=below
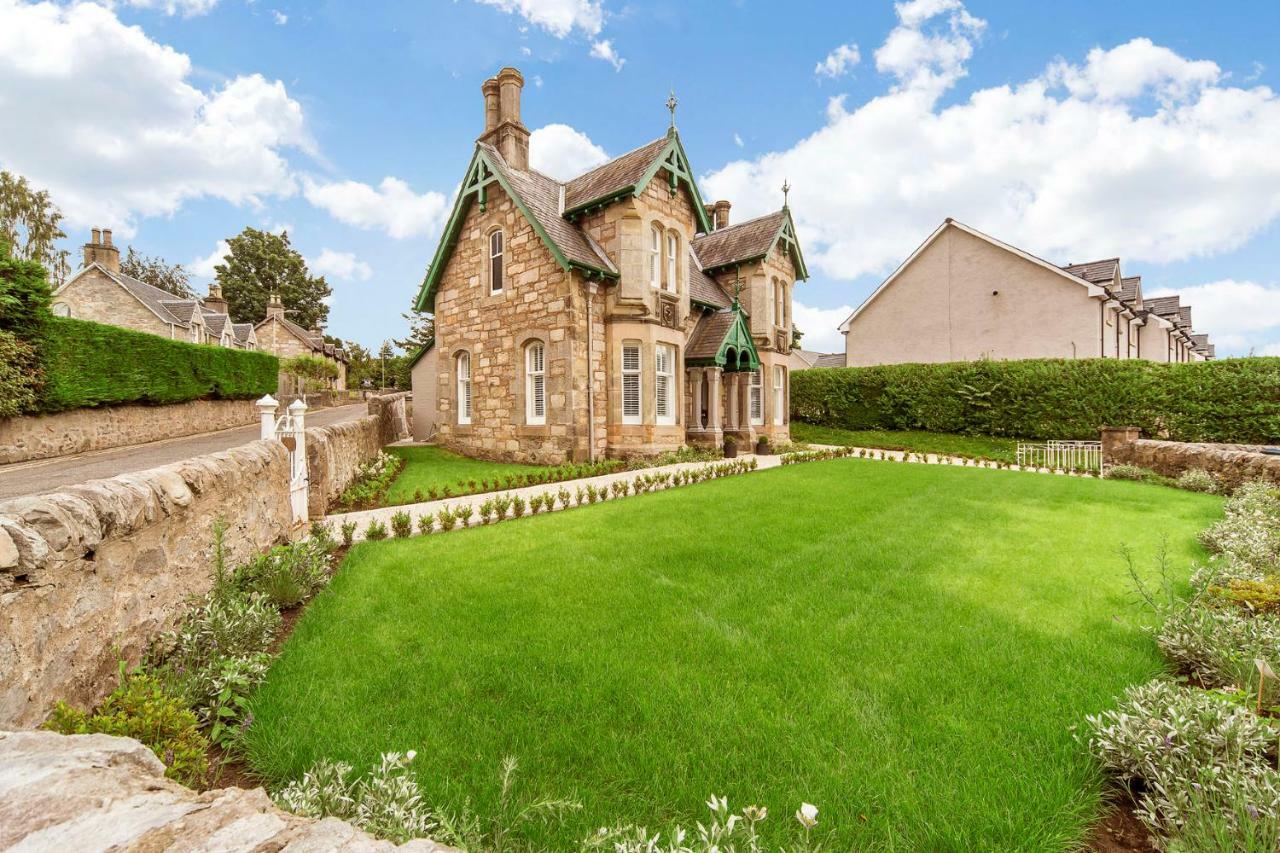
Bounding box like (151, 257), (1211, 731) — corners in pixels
(260, 313), (348, 362)
(231, 323), (255, 344)
(1178, 305), (1193, 327)
(1144, 295), (1182, 318)
(1191, 333), (1210, 351)
(814, 352), (847, 368)
(1119, 275), (1142, 304)
(688, 246), (731, 308)
(692, 211), (788, 271)
(563, 136), (669, 211)
(99, 268), (197, 326)
(686, 310), (738, 361)
(1062, 258), (1120, 284)
(479, 143), (617, 274)
(203, 312), (229, 339)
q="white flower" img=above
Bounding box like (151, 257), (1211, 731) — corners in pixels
(796, 802), (819, 828)
(405, 750), (417, 761)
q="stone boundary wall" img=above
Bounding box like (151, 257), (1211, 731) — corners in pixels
(1102, 427), (1280, 491)
(0, 441), (294, 729)
(0, 730), (455, 851)
(305, 392), (410, 516)
(0, 398), (260, 465)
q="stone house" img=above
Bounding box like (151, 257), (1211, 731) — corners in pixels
(52, 229), (258, 350)
(413, 67), (808, 463)
(838, 219), (1213, 367)
(254, 294), (349, 393)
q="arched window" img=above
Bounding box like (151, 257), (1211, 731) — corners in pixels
(773, 365), (786, 424)
(649, 225), (662, 288)
(665, 232), (678, 292)
(51, 302), (71, 318)
(525, 341), (546, 425)
(622, 342), (642, 424)
(456, 352), (472, 425)
(655, 344), (676, 425)
(489, 230), (504, 294)
(748, 369), (763, 426)
(774, 280), (786, 328)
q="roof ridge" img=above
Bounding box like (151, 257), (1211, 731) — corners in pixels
(698, 208), (785, 237)
(564, 135), (667, 187)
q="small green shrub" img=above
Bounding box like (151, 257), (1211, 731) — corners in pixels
(511, 495), (526, 517)
(390, 511), (412, 539)
(235, 539), (332, 609)
(365, 519), (388, 541)
(437, 507), (456, 531)
(1176, 468), (1219, 494)
(1107, 464), (1153, 481)
(417, 514), (433, 535)
(45, 669), (209, 786)
(275, 751), (439, 843)
(1199, 482), (1280, 570)
(341, 521), (357, 547)
(336, 452), (404, 511)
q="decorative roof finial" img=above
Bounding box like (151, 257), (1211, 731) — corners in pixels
(666, 89), (678, 133)
(782, 178), (791, 209)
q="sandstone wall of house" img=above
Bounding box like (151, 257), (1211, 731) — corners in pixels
(1107, 437), (1280, 491)
(0, 730), (455, 851)
(0, 440), (295, 729)
(0, 398), (259, 465)
(52, 268), (177, 339)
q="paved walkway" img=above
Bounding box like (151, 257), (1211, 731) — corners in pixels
(0, 403), (368, 501)
(327, 443), (1101, 543)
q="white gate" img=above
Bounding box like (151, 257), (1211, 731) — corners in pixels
(1016, 440), (1102, 473)
(257, 395), (309, 524)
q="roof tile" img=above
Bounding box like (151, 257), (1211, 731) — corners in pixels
(692, 211), (787, 271)
(563, 137), (669, 211)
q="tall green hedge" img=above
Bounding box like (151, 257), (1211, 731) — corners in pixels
(39, 317), (279, 413)
(790, 358), (1280, 444)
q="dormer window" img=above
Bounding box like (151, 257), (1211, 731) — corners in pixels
(649, 225), (662, 288)
(489, 229), (504, 294)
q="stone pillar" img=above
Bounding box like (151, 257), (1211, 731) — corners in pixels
(707, 368), (722, 432)
(1100, 426), (1142, 464)
(689, 369), (703, 430)
(726, 372), (739, 430)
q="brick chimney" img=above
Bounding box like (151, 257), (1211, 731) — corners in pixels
(265, 293), (285, 321)
(713, 200), (731, 231)
(82, 227), (120, 273)
(479, 67), (530, 171)
(204, 282), (228, 314)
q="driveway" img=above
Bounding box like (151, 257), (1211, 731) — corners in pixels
(0, 403), (368, 501)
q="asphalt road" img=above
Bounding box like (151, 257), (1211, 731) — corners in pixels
(0, 403), (368, 502)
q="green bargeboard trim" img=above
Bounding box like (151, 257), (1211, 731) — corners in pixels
(686, 303), (760, 372)
(415, 147), (619, 312)
(701, 209), (810, 283)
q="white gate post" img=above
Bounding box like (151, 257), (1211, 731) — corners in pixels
(256, 394), (279, 441)
(288, 398), (309, 524)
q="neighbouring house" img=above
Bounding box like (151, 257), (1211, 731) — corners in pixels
(412, 67), (808, 463)
(254, 294), (348, 393)
(838, 219), (1213, 367)
(408, 343), (437, 441)
(789, 349), (847, 370)
(52, 229), (258, 350)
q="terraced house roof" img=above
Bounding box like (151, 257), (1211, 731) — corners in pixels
(1062, 258), (1120, 284)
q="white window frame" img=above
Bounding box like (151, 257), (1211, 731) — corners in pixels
(456, 352), (472, 425)
(748, 368), (763, 426)
(655, 344), (676, 426)
(489, 229), (504, 294)
(665, 231), (678, 293)
(775, 280), (786, 328)
(622, 342), (642, 425)
(773, 365), (785, 424)
(525, 341), (546, 425)
(649, 225), (662, 289)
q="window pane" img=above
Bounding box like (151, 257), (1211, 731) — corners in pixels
(622, 343), (641, 421)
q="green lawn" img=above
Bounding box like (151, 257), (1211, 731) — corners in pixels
(792, 421), (1020, 462)
(248, 459), (1219, 849)
(383, 445), (547, 503)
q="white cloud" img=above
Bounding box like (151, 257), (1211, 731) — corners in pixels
(311, 248), (373, 282)
(1147, 280), (1280, 356)
(473, 0), (603, 38)
(122, 0), (220, 16)
(589, 38), (624, 71)
(793, 300), (854, 353)
(190, 239), (230, 279)
(733, 132), (744, 148)
(272, 10), (287, 25)
(528, 123), (609, 181)
(303, 176), (447, 240)
(703, 1), (1280, 300)
(815, 42), (861, 79)
(0, 0), (313, 236)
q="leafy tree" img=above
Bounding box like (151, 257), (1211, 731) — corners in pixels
(343, 341), (377, 387)
(791, 325), (804, 350)
(120, 247), (195, 298)
(281, 354), (339, 397)
(0, 171), (70, 287)
(393, 307), (434, 352)
(214, 228), (331, 329)
(0, 241), (51, 414)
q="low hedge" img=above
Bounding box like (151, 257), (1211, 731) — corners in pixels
(38, 317), (278, 413)
(791, 358), (1280, 444)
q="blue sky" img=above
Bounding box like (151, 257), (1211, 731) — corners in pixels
(2, 0), (1278, 355)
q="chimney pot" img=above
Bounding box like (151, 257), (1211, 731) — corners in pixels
(102, 229), (113, 247)
(482, 77), (500, 135)
(713, 200), (731, 231)
(91, 228), (101, 244)
(84, 227), (119, 272)
(490, 66), (530, 170)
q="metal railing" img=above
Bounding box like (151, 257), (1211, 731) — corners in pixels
(1016, 440), (1103, 473)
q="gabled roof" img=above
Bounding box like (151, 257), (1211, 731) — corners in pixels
(564, 137), (669, 211)
(1177, 305), (1193, 327)
(685, 302), (759, 371)
(839, 219), (1107, 332)
(203, 313), (229, 339)
(257, 313), (348, 363)
(231, 323), (255, 344)
(160, 299), (202, 324)
(1144, 295), (1181, 318)
(1190, 333), (1210, 352)
(692, 209), (809, 279)
(814, 352), (847, 369)
(1118, 275), (1142, 304)
(1062, 258), (1120, 284)
(688, 246), (732, 309)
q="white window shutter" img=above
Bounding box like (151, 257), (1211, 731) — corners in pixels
(622, 344), (641, 423)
